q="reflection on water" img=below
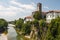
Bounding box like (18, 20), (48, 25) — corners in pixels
(7, 24), (24, 40)
(7, 24), (17, 40)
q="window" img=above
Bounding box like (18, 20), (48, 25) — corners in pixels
(52, 14), (54, 17)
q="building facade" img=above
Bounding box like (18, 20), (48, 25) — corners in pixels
(24, 16), (33, 23)
(46, 10), (60, 23)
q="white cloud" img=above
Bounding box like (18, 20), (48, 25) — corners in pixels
(0, 5), (17, 16)
(0, 11), (16, 16)
(0, 0), (36, 21)
(44, 6), (49, 9)
(10, 0), (35, 10)
(0, 5), (5, 10)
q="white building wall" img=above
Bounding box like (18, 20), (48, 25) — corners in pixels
(24, 19), (33, 23)
(46, 12), (60, 23)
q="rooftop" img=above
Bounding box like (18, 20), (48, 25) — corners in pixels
(25, 16), (32, 19)
(47, 10), (60, 13)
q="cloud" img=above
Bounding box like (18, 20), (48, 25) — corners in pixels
(44, 6), (49, 9)
(0, 0), (36, 21)
(10, 0), (35, 10)
(0, 5), (16, 16)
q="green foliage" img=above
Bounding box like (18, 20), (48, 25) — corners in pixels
(15, 18), (31, 35)
(8, 20), (16, 25)
(46, 17), (60, 40)
(0, 19), (8, 33)
(32, 19), (39, 27)
(21, 21), (31, 35)
(33, 11), (42, 20)
(15, 15), (60, 40)
(39, 19), (47, 40)
(0, 19), (8, 27)
(15, 18), (24, 30)
(45, 24), (54, 40)
(39, 19), (46, 27)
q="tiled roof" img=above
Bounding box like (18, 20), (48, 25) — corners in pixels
(25, 16), (32, 19)
(47, 10), (60, 13)
(42, 12), (47, 15)
(32, 10), (60, 16)
(42, 10), (60, 14)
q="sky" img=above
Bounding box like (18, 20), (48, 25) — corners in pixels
(0, 0), (60, 21)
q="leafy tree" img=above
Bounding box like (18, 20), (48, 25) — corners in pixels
(33, 11), (42, 20)
(39, 19), (47, 40)
(0, 19), (8, 33)
(8, 20), (16, 25)
(46, 17), (60, 40)
(45, 23), (54, 40)
(14, 20), (16, 24)
(21, 21), (31, 35)
(15, 18), (24, 30)
(32, 19), (39, 27)
(51, 17), (60, 40)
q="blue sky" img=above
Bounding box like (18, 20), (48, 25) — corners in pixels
(0, 0), (60, 21)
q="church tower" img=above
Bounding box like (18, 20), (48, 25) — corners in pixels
(37, 3), (42, 12)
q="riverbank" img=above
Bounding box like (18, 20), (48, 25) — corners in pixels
(0, 34), (7, 40)
(14, 28), (31, 40)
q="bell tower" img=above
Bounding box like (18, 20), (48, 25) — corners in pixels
(37, 3), (42, 12)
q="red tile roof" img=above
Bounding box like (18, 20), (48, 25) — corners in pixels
(47, 10), (60, 13)
(42, 12), (47, 15)
(42, 10), (60, 15)
(25, 16), (32, 19)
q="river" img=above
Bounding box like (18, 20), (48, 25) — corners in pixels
(0, 24), (26, 40)
(7, 24), (24, 40)
(7, 24), (17, 40)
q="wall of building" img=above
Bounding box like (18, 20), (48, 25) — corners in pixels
(46, 12), (60, 23)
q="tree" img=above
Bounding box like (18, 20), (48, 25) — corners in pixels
(32, 19), (39, 27)
(46, 17), (60, 40)
(21, 21), (31, 35)
(51, 17), (60, 40)
(33, 11), (42, 20)
(0, 19), (8, 34)
(39, 19), (47, 40)
(8, 20), (16, 25)
(15, 18), (24, 30)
